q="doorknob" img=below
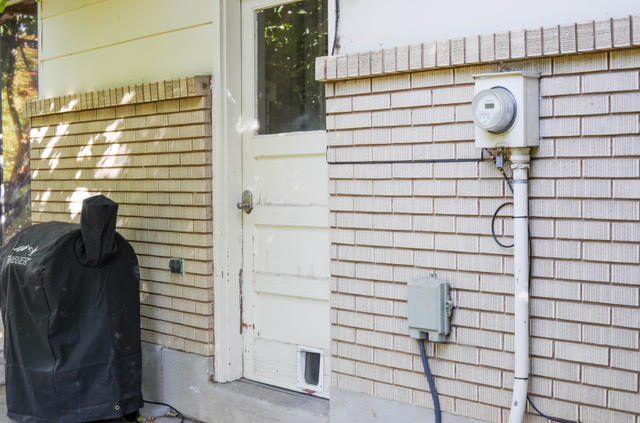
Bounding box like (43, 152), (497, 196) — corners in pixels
(237, 190), (253, 214)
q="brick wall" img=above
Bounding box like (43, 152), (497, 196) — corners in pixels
(321, 48), (640, 422)
(25, 76), (214, 357)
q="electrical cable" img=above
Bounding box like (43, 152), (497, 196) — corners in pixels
(491, 201), (514, 248)
(490, 152), (515, 249)
(527, 397), (580, 423)
(143, 399), (185, 423)
(331, 0), (339, 55)
(418, 340), (441, 423)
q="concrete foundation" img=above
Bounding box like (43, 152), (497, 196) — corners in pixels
(141, 342), (329, 423)
(330, 387), (486, 423)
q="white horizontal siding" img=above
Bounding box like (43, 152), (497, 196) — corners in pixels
(40, 0), (215, 97)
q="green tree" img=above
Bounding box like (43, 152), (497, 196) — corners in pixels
(1, 12), (37, 240)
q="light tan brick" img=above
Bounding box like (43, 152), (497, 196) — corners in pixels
(579, 406), (636, 423)
(411, 106), (455, 125)
(372, 74), (410, 92)
(611, 348), (640, 371)
(608, 390), (640, 413)
(432, 85), (474, 105)
(583, 241), (639, 264)
(582, 324), (638, 349)
(556, 302), (610, 324)
(540, 117), (581, 137)
(612, 307), (640, 329)
(613, 180), (640, 199)
(583, 70), (639, 93)
(554, 94), (608, 116)
(554, 380), (607, 406)
(554, 52), (607, 74)
(352, 93), (390, 111)
(411, 69), (453, 88)
(555, 341), (608, 365)
(583, 283), (639, 306)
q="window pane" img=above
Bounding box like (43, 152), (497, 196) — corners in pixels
(257, 0), (327, 134)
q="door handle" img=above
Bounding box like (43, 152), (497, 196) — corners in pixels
(237, 190), (253, 214)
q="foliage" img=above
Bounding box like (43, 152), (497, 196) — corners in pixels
(1, 13), (37, 241)
(258, 0), (327, 134)
(0, 0), (40, 14)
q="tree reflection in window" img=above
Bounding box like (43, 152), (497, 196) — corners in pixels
(257, 0), (327, 134)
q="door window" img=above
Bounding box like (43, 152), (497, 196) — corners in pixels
(256, 0), (328, 134)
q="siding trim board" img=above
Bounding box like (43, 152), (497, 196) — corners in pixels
(316, 15), (640, 81)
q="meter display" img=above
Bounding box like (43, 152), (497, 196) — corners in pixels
(472, 86), (517, 134)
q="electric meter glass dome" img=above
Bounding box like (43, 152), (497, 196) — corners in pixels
(472, 87), (517, 134)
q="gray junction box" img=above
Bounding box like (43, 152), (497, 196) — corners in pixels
(408, 276), (452, 342)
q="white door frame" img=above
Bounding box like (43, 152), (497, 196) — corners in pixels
(211, 0), (334, 383)
(212, 0), (244, 382)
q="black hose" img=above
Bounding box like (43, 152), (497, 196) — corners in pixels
(143, 399), (185, 423)
(418, 340), (441, 423)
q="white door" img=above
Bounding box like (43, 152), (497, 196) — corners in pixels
(240, 0), (330, 396)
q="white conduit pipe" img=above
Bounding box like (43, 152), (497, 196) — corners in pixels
(508, 148), (531, 423)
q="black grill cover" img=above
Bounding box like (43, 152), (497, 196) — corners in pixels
(0, 195), (142, 422)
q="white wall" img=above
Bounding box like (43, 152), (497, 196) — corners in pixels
(39, 0), (215, 98)
(336, 0), (640, 54)
(38, 0), (640, 96)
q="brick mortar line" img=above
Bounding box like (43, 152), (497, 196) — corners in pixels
(324, 109), (640, 117)
(31, 211), (213, 218)
(29, 130), (212, 140)
(30, 118), (212, 128)
(140, 292), (213, 306)
(24, 76), (212, 117)
(32, 210), (212, 216)
(141, 280), (213, 290)
(140, 328), (212, 345)
(331, 307), (640, 334)
(30, 155), (212, 162)
(140, 304), (212, 317)
(140, 323), (213, 337)
(33, 207), (213, 213)
(333, 369), (593, 404)
(330, 350), (634, 383)
(30, 107), (212, 123)
(30, 136), (213, 146)
(333, 366), (621, 399)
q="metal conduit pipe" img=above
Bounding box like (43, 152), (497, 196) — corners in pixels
(508, 147), (531, 423)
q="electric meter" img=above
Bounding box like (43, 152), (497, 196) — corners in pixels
(472, 72), (540, 149)
(472, 87), (516, 134)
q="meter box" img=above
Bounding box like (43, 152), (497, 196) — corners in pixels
(472, 71), (540, 149)
(408, 276), (452, 342)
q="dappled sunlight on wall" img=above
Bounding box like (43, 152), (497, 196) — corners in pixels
(25, 76), (215, 356)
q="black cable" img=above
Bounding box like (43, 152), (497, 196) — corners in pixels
(418, 340), (441, 423)
(527, 397), (580, 423)
(143, 399), (185, 423)
(490, 152), (515, 249)
(499, 165), (514, 194)
(331, 0), (339, 55)
(491, 201), (514, 248)
(326, 158), (486, 165)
